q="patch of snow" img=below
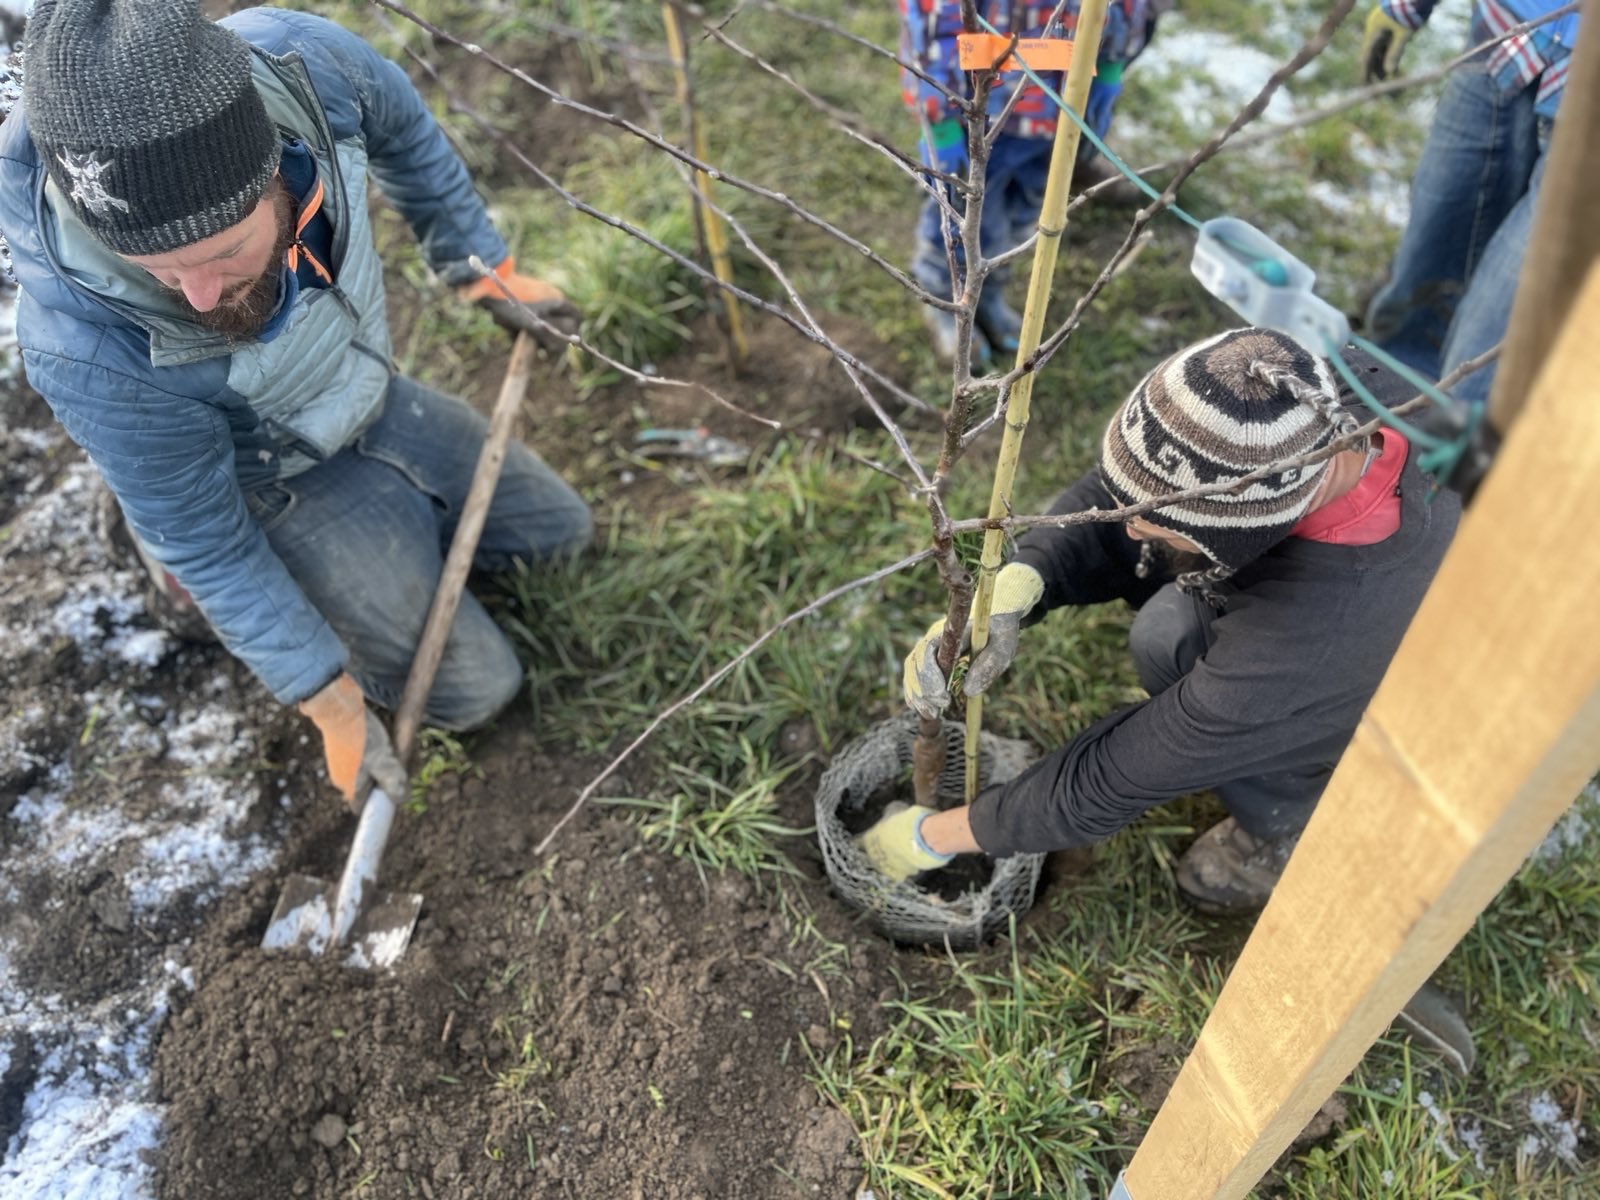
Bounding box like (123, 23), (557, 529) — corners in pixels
(1414, 1089), (1465, 1164)
(0, 940), (167, 1200)
(0, 285), (16, 383)
(1457, 1118), (1488, 1172)
(1535, 779), (1598, 863)
(1525, 1091), (1581, 1165)
(125, 774), (274, 915)
(1, 451), (278, 1196)
(1130, 22), (1298, 130)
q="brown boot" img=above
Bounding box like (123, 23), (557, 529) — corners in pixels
(1071, 153), (1145, 208)
(1174, 816), (1301, 915)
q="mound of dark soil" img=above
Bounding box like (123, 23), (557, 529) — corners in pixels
(152, 729), (906, 1199)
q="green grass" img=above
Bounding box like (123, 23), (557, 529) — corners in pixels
(311, 0), (1600, 1193)
(604, 752), (812, 884)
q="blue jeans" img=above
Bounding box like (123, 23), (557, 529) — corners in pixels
(1365, 62), (1550, 407)
(246, 376), (593, 729)
(912, 133), (1056, 299)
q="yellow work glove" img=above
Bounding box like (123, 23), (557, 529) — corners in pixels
(1359, 7), (1415, 83)
(857, 803), (953, 882)
(902, 562), (1045, 719)
(456, 256), (581, 352)
(298, 672), (407, 812)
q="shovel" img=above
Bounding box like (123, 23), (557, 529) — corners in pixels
(263, 333), (540, 968)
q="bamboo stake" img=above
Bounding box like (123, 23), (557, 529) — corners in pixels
(662, 1), (749, 369)
(963, 0), (1108, 801)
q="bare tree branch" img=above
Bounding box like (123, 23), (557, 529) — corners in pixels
(531, 546), (936, 856)
(372, 0), (959, 316)
(397, 55), (918, 487)
(1066, 1), (1581, 210)
(746, 0), (971, 111)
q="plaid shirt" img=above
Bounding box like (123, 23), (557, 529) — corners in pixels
(899, 0), (1154, 138)
(1382, 0), (1579, 117)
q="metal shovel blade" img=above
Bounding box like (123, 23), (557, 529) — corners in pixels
(262, 788), (421, 969)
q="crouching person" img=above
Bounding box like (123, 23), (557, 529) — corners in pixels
(863, 328), (1458, 912)
(0, 1), (592, 806)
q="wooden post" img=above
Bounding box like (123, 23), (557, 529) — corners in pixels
(1117, 265), (1600, 1199)
(662, 1), (749, 369)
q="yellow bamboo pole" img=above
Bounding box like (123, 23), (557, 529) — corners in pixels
(963, 1), (1108, 801)
(662, 2), (748, 368)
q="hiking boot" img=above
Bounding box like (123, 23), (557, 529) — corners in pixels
(96, 482), (218, 645)
(922, 303), (990, 368)
(1174, 816), (1302, 915)
(1396, 981), (1477, 1076)
(1072, 153), (1145, 208)
(974, 286), (1023, 359)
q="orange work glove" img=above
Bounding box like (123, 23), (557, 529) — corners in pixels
(456, 256), (581, 352)
(298, 672), (407, 811)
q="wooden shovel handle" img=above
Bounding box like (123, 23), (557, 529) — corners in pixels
(391, 333), (538, 764)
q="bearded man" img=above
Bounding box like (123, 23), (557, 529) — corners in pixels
(0, 1), (592, 807)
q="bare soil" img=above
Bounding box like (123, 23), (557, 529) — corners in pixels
(149, 735), (903, 1200)
(0, 323), (918, 1197)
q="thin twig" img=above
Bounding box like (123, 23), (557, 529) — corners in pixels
(372, 0), (958, 315)
(960, 341), (1506, 534)
(682, 1), (935, 196)
(698, 181), (935, 492)
(400, 57), (914, 485)
(533, 547), (936, 855)
(1067, 1), (1581, 210)
(747, 0), (970, 111)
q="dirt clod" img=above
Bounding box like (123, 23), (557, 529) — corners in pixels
(309, 1114), (346, 1150)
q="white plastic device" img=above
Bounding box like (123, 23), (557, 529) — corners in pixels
(1191, 216), (1350, 354)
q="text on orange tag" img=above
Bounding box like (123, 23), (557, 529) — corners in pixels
(956, 34), (1078, 73)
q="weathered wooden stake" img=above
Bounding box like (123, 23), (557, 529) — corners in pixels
(662, 2), (748, 369)
(1116, 26), (1600, 1198)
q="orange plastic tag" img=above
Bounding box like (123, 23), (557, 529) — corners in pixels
(956, 33), (1077, 73)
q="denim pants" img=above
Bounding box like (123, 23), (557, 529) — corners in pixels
(908, 65), (1127, 298)
(1127, 584), (1329, 839)
(246, 375), (593, 729)
(911, 133), (1057, 299)
(1365, 61), (1550, 408)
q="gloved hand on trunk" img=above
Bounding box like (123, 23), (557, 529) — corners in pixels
(299, 671), (408, 813)
(457, 257), (581, 353)
(902, 562), (1045, 719)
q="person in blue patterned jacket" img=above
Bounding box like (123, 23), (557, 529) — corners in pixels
(0, 0), (593, 810)
(1360, 0), (1580, 407)
(899, 0), (1161, 363)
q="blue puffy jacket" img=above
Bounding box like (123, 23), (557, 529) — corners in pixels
(0, 8), (509, 703)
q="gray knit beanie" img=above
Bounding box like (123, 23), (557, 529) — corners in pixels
(1100, 327), (1362, 593)
(23, 0), (279, 255)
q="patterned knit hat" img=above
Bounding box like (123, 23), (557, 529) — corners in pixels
(1100, 327), (1361, 593)
(23, 0), (279, 255)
